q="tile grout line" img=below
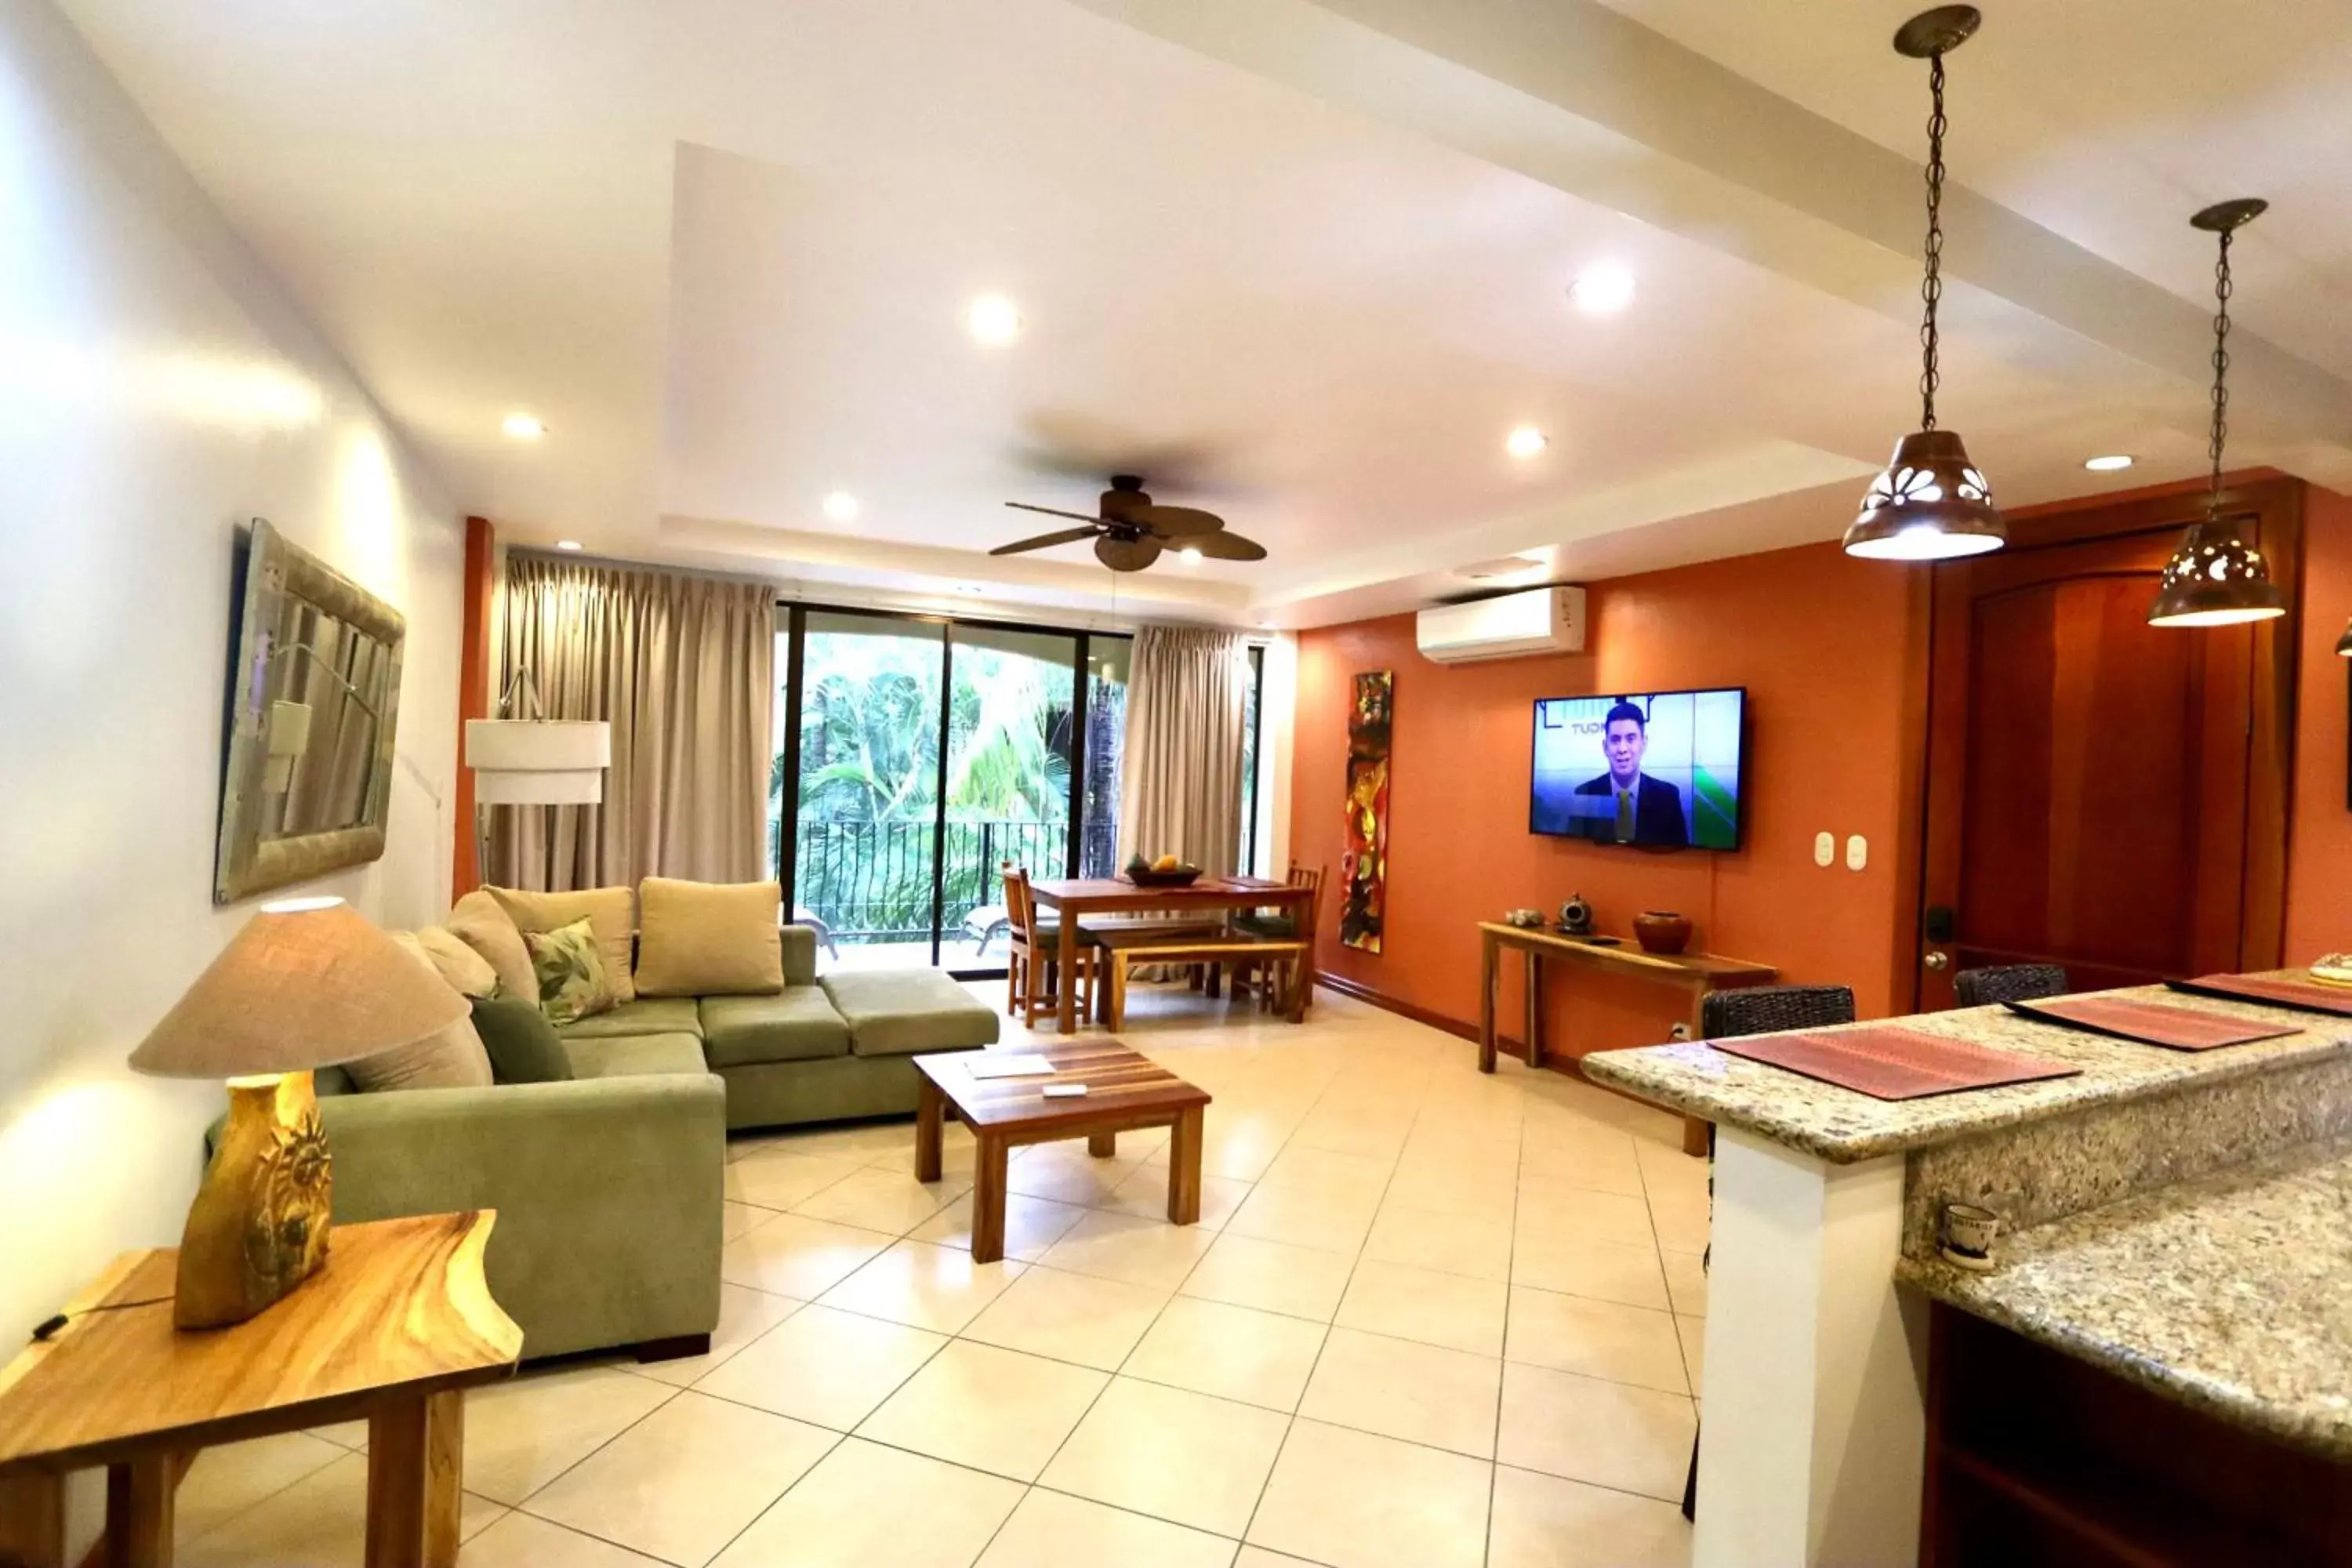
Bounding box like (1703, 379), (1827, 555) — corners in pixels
(1232, 1052), (1426, 1559)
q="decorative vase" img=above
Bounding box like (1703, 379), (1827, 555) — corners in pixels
(1632, 912), (1693, 956)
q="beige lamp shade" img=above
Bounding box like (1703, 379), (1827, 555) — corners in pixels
(465, 718), (610, 805)
(129, 896), (468, 1078)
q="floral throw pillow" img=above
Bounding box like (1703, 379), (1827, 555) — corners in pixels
(526, 915), (615, 1026)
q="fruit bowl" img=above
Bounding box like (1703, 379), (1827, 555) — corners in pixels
(1123, 864), (1203, 887)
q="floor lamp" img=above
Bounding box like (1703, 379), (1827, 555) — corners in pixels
(464, 668), (610, 884)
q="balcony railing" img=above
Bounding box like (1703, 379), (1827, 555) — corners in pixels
(791, 817), (1120, 947)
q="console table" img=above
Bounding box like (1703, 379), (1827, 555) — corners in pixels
(0, 1211), (521, 1568)
(1475, 921), (1775, 1154)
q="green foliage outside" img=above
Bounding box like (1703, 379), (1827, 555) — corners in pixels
(768, 629), (1121, 946)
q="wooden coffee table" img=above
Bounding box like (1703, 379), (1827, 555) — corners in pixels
(914, 1041), (1211, 1264)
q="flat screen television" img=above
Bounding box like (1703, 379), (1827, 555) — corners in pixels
(1530, 688), (1747, 850)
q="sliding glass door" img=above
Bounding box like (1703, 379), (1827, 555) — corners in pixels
(789, 612), (944, 969)
(775, 604), (1134, 975)
(940, 624), (1078, 967)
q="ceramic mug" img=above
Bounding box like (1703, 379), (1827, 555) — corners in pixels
(1940, 1202), (2001, 1271)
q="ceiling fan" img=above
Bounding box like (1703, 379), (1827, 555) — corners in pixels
(992, 474), (1267, 572)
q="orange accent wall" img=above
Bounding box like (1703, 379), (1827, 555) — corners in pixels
(2285, 485), (2352, 961)
(1294, 540), (1929, 1058)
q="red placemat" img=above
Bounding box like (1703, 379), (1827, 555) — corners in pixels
(2167, 974), (2352, 1018)
(2007, 995), (2302, 1051)
(1708, 1025), (2081, 1101)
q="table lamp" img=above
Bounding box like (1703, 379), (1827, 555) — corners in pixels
(129, 895), (467, 1329)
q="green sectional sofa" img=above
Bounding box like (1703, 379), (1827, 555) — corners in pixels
(314, 1042), (724, 1363)
(557, 925), (1000, 1131)
(282, 923), (997, 1363)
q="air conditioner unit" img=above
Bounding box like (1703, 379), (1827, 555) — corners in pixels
(1416, 586), (1586, 664)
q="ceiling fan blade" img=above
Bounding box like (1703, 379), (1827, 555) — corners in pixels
(1134, 503), (1224, 539)
(1005, 501), (1106, 524)
(1094, 535), (1162, 572)
(1187, 530), (1267, 562)
(989, 526), (1102, 557)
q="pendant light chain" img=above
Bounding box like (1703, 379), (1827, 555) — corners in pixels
(1918, 50), (1948, 431)
(2207, 226), (2234, 517)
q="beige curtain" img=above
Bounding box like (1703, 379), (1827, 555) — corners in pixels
(487, 555), (775, 891)
(1117, 623), (1249, 875)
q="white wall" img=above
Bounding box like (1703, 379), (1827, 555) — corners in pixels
(0, 0), (463, 1342)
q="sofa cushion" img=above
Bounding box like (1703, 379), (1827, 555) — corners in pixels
(700, 989), (851, 1069)
(780, 924), (819, 987)
(490, 884), (639, 1004)
(636, 878), (784, 997)
(822, 971), (1000, 1058)
(472, 995), (575, 1084)
(445, 889), (538, 1003)
(557, 996), (706, 1042)
(412, 925), (500, 997)
(527, 916), (618, 1025)
(563, 1032), (711, 1081)
(347, 936), (495, 1092)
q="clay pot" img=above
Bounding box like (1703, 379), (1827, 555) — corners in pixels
(1632, 911), (1693, 956)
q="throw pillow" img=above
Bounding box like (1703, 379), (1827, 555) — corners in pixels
(527, 915), (616, 1025)
(634, 877), (785, 997)
(470, 994), (575, 1083)
(445, 889), (539, 1002)
(348, 937), (495, 1092)
(413, 925), (499, 998)
(490, 885), (638, 1004)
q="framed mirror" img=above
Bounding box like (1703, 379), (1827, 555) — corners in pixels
(214, 519), (406, 904)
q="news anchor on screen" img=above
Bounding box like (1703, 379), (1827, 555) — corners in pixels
(1571, 701), (1688, 847)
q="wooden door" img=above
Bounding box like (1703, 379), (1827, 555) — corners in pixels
(1917, 479), (2301, 1008)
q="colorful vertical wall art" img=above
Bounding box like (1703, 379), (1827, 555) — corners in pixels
(1341, 670), (1392, 953)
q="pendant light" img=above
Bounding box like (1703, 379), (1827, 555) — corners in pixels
(2148, 200), (2285, 627)
(1845, 7), (2006, 561)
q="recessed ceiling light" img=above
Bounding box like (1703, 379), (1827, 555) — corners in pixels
(822, 491), (860, 523)
(2083, 454), (2135, 472)
(964, 295), (1024, 346)
(554, 539), (583, 552)
(503, 413), (546, 440)
(1506, 426), (1548, 459)
(1568, 263), (1635, 314)
(1178, 546), (1203, 564)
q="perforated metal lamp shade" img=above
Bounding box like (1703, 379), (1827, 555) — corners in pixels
(2147, 520), (2286, 627)
(1843, 430), (2006, 561)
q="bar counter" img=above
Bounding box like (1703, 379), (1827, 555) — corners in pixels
(1577, 985), (2352, 1566)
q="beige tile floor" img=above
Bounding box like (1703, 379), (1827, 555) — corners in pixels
(173, 984), (1703, 1567)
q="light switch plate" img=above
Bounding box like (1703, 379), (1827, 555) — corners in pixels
(1814, 831), (1835, 868)
(1846, 834), (1868, 872)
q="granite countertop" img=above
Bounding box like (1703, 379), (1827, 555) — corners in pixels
(1897, 1137), (2352, 1458)
(1579, 986), (2352, 1163)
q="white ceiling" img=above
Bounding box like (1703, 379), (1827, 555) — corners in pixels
(57, 0), (2352, 628)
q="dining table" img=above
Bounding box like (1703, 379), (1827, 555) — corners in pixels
(1027, 874), (1317, 1034)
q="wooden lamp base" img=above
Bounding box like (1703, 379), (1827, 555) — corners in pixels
(175, 1071), (333, 1329)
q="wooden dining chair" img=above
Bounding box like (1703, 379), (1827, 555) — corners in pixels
(1003, 864), (1094, 1025)
(1229, 862), (1324, 1014)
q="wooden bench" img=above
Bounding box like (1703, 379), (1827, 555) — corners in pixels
(1105, 938), (1309, 1029)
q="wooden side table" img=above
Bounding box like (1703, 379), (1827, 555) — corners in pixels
(1476, 921), (1777, 1155)
(0, 1212), (521, 1568)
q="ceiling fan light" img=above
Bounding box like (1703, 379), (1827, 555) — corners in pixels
(2147, 520), (2285, 626)
(1843, 430), (2005, 560)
